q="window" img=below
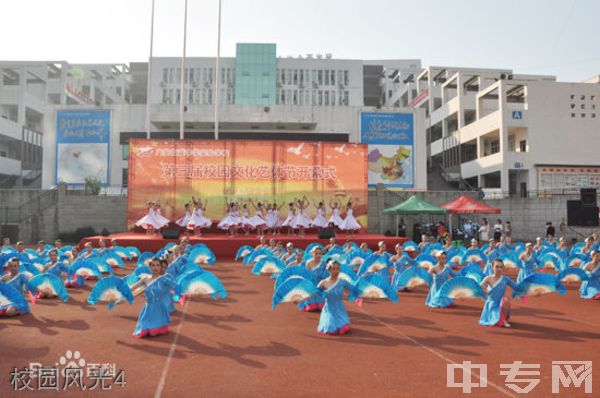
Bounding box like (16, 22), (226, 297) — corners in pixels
(122, 144), (129, 160)
(581, 113), (586, 118)
(581, 104), (586, 109)
(318, 70), (323, 85)
(520, 140), (527, 152)
(581, 95), (585, 100)
(324, 91), (329, 106)
(176, 89), (181, 104)
(162, 68), (168, 83)
(331, 90), (336, 106)
(221, 68), (226, 84)
(207, 89), (212, 104)
(344, 91), (349, 105)
(293, 90), (298, 105)
(281, 90), (286, 104)
(571, 113), (576, 118)
(286, 70), (291, 85)
(293, 70), (298, 85)
(184, 68), (188, 84)
(312, 90), (316, 105)
(591, 95), (596, 101)
(176, 68), (181, 83)
(490, 140), (499, 154)
(318, 90), (323, 106)
(344, 70), (349, 86)
(570, 104), (576, 109)
(280, 69), (285, 84)
(593, 113), (597, 118)
(570, 94), (575, 100)
(122, 168), (128, 188)
(169, 68), (174, 84)
(299, 70), (304, 84)
(162, 89), (168, 104)
(189, 89), (194, 104)
(325, 69), (330, 85)
(331, 70), (335, 85)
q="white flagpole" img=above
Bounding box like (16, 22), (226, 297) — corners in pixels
(179, 0), (188, 140)
(145, 0), (155, 139)
(214, 0), (222, 140)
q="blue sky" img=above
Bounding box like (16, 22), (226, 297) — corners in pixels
(2, 0), (598, 81)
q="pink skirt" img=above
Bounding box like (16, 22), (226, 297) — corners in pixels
(133, 325), (169, 339)
(319, 324), (351, 336)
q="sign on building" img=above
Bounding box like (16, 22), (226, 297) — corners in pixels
(55, 110), (111, 185)
(360, 112), (414, 188)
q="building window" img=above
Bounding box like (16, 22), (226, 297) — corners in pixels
(581, 113), (586, 118)
(331, 90), (336, 106)
(325, 69), (330, 85)
(162, 68), (168, 83)
(324, 91), (329, 106)
(520, 140), (527, 152)
(318, 70), (323, 85)
(189, 89), (194, 104)
(293, 90), (298, 105)
(581, 95), (586, 100)
(591, 95), (596, 101)
(490, 140), (499, 154)
(162, 89), (168, 104)
(331, 70), (335, 85)
(293, 70), (298, 85)
(570, 94), (575, 100)
(122, 168), (128, 188)
(344, 91), (349, 105)
(570, 104), (575, 109)
(318, 90), (323, 106)
(571, 113), (576, 118)
(122, 145), (129, 160)
(581, 104), (586, 109)
(592, 113), (596, 118)
(344, 71), (349, 86)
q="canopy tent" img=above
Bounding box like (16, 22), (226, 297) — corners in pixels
(441, 195), (501, 214)
(441, 195), (501, 234)
(384, 195), (448, 236)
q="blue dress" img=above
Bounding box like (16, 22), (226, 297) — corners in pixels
(5, 273), (28, 294)
(479, 276), (518, 326)
(517, 255), (537, 283)
(482, 249), (499, 275)
(297, 261), (327, 311)
(580, 264), (600, 299)
(317, 279), (352, 335)
(45, 262), (68, 278)
(133, 275), (177, 337)
(393, 254), (413, 273)
(426, 265), (456, 308)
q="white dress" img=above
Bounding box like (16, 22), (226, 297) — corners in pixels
(135, 208), (164, 230)
(292, 208), (312, 229)
(340, 208), (361, 231)
(217, 210), (240, 230)
(311, 208), (328, 228)
(479, 224), (489, 241)
(239, 209), (252, 227)
(176, 210), (192, 227)
(281, 209), (297, 227)
(187, 208), (212, 229)
(154, 208), (171, 227)
(328, 208), (344, 227)
(266, 209), (278, 228)
(248, 209), (267, 229)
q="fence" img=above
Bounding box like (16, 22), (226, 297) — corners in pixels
(64, 185), (128, 196)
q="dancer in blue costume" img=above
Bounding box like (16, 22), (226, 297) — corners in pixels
(426, 252), (457, 308)
(130, 258), (177, 338)
(581, 251), (600, 300)
(556, 237), (569, 260)
(418, 234), (430, 253)
(483, 239), (500, 275)
(517, 243), (538, 283)
(0, 257), (30, 316)
(480, 259), (518, 328)
(391, 243), (412, 272)
(297, 247), (326, 312)
(316, 261), (352, 335)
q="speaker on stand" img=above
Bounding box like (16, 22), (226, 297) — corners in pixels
(318, 228), (336, 239)
(162, 229), (181, 240)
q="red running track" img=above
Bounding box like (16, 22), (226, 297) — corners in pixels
(0, 264), (599, 397)
(80, 232), (408, 259)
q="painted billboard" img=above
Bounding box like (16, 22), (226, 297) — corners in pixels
(126, 140), (368, 230)
(360, 112), (414, 188)
(55, 110), (111, 184)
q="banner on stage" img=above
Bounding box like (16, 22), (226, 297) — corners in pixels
(127, 140), (368, 230)
(360, 112), (414, 188)
(55, 110), (111, 185)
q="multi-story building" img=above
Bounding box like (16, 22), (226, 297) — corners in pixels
(382, 65), (600, 196)
(0, 44), (427, 190)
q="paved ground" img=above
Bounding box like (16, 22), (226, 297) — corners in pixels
(1, 262), (599, 397)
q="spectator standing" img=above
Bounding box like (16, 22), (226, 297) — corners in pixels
(545, 222), (555, 239)
(504, 221), (512, 244)
(479, 219), (489, 241)
(493, 219), (503, 242)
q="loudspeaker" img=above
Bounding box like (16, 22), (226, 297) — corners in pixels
(580, 206), (600, 226)
(162, 229), (181, 240)
(567, 200), (583, 226)
(581, 188), (597, 207)
(318, 228), (335, 239)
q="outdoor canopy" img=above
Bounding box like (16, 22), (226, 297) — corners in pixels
(383, 195), (447, 236)
(440, 195), (501, 214)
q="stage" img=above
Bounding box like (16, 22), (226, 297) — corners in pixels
(80, 232), (408, 259)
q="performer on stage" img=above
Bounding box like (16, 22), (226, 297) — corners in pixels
(153, 201), (171, 229)
(328, 197), (344, 230)
(339, 198), (361, 237)
(130, 258), (177, 338)
(239, 203), (252, 235)
(425, 252), (457, 308)
(292, 196), (312, 236)
(281, 202), (298, 236)
(218, 199), (240, 237)
(311, 201), (329, 232)
(176, 202), (192, 229)
(480, 259), (518, 328)
(187, 197), (212, 236)
(249, 199), (267, 237)
(581, 251), (600, 300)
(135, 201), (164, 235)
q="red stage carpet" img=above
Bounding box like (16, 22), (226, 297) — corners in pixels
(80, 232), (408, 259)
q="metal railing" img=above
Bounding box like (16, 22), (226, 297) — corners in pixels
(65, 185), (128, 196)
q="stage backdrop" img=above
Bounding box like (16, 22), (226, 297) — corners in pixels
(127, 140), (368, 230)
(360, 112), (414, 188)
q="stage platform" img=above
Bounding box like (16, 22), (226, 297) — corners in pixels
(80, 232), (408, 259)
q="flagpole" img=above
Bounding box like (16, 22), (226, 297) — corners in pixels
(179, 0), (188, 140)
(145, 0), (155, 139)
(214, 0), (222, 140)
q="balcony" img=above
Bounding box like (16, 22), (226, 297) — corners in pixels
(0, 156), (22, 176)
(461, 152), (503, 179)
(0, 117), (22, 140)
(459, 110), (501, 143)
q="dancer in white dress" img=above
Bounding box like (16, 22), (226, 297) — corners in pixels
(153, 202), (171, 230)
(187, 197), (212, 236)
(339, 198), (361, 237)
(281, 202), (297, 236)
(311, 201), (329, 230)
(176, 203), (192, 228)
(217, 199), (240, 237)
(135, 201), (164, 235)
(239, 203), (252, 235)
(328, 197), (344, 230)
(291, 196), (312, 236)
(268, 202), (285, 235)
(248, 199), (267, 237)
